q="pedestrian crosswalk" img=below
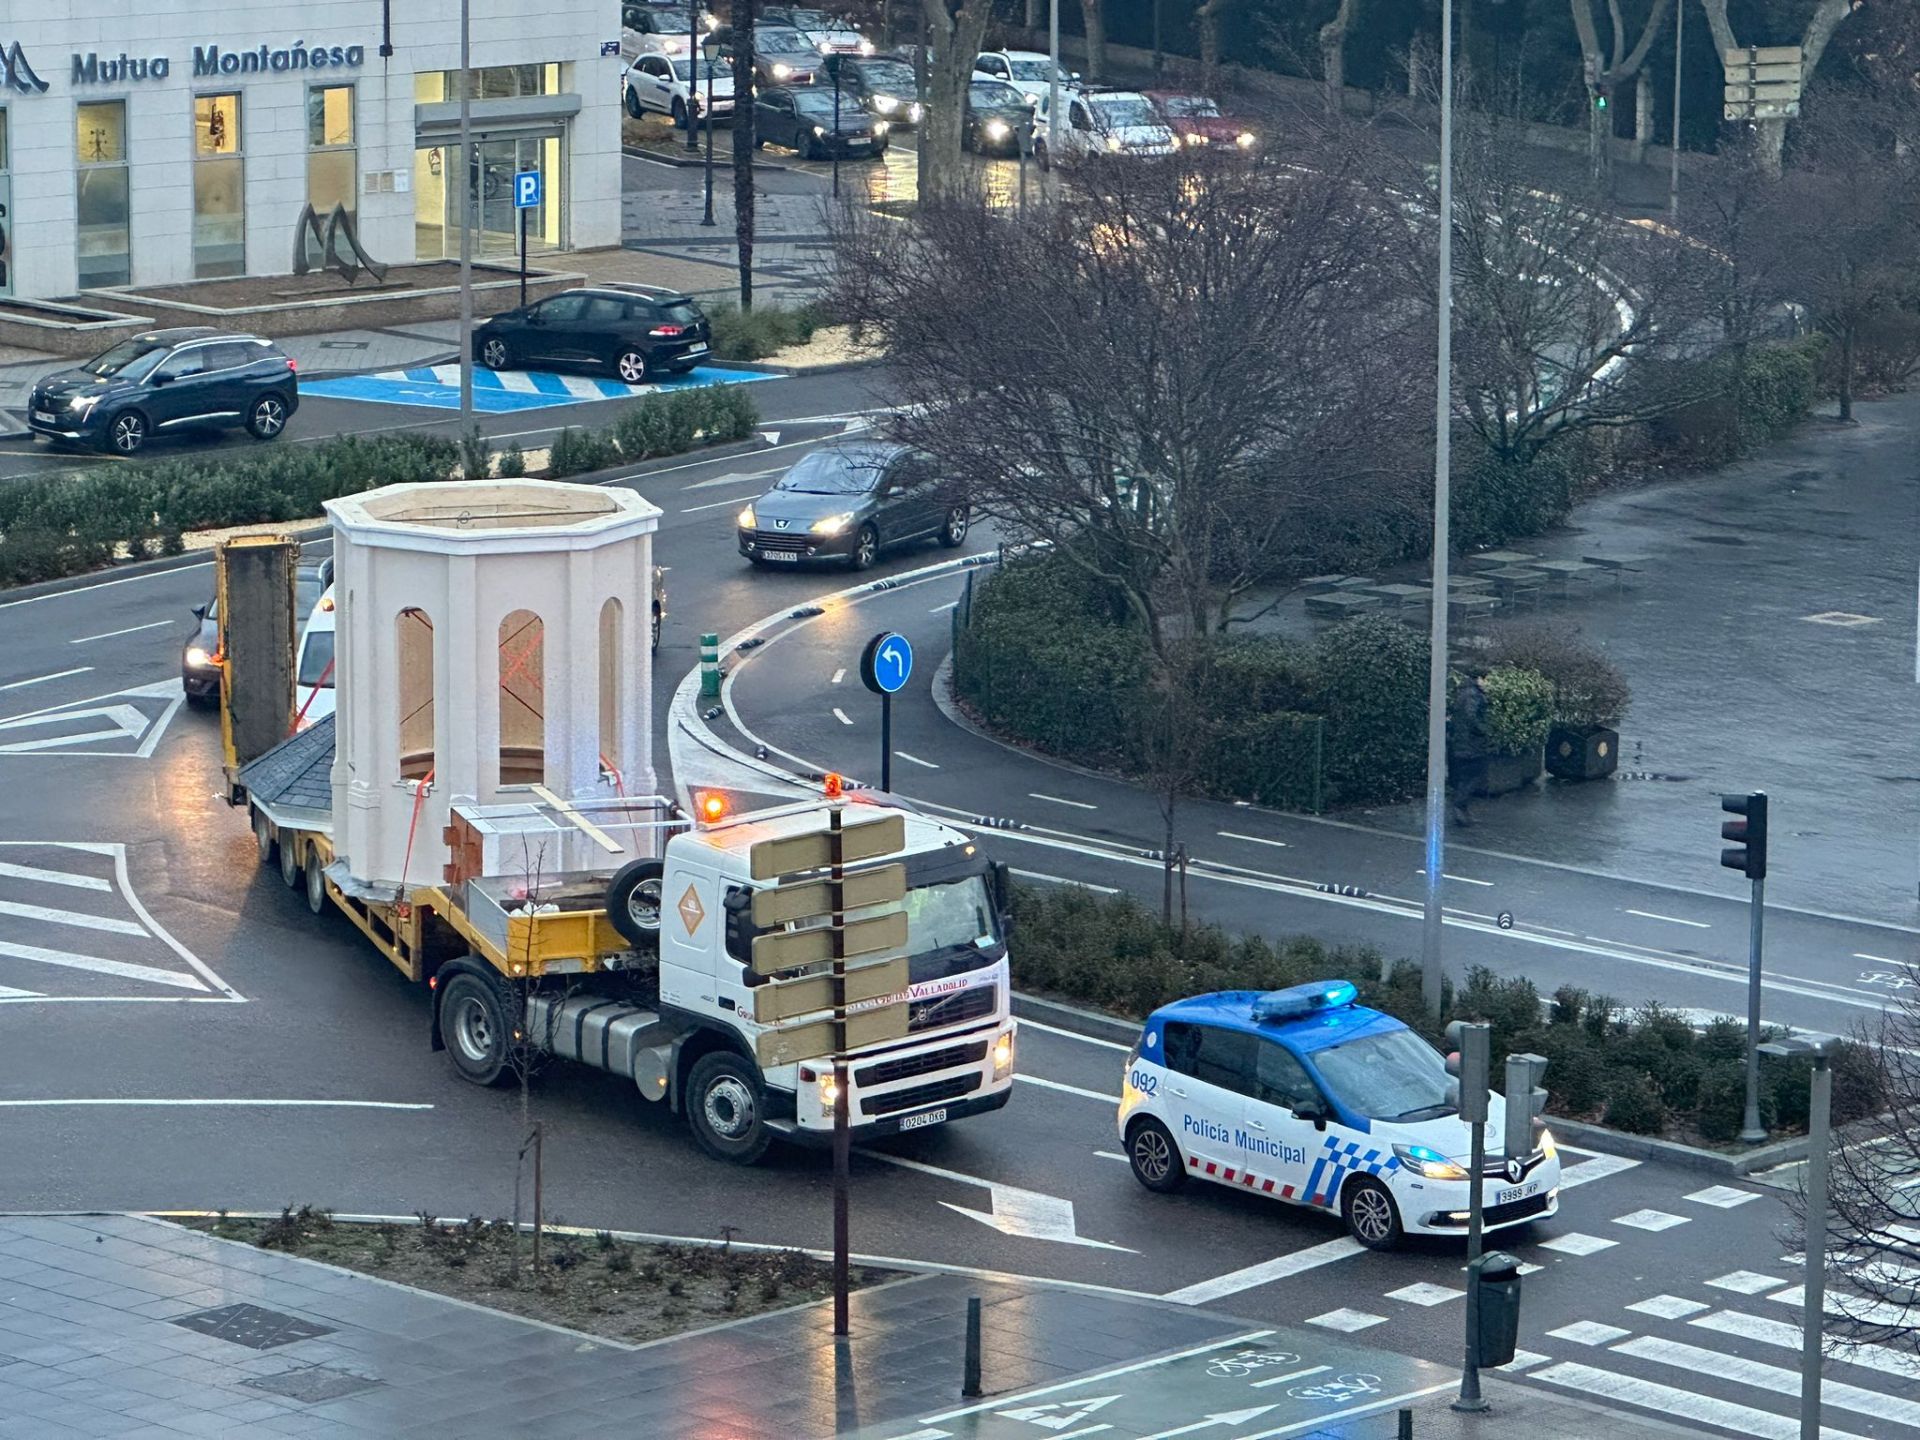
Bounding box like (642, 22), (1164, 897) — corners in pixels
(302, 362), (782, 414)
(0, 843), (239, 1002)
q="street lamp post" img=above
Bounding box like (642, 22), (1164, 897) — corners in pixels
(701, 33), (722, 227)
(1759, 1035), (1831, 1440)
(1046, 0), (1061, 157)
(688, 4), (702, 151)
(1668, 0), (1684, 220)
(456, 0), (473, 427)
(832, 77), (842, 199)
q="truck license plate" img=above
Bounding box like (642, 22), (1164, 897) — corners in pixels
(898, 1107), (946, 1131)
(1496, 1180), (1538, 1206)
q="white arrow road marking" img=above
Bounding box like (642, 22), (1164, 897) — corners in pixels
(69, 621), (172, 644)
(688, 466), (782, 489)
(0, 939), (208, 991)
(1138, 1405), (1276, 1439)
(0, 703), (147, 753)
(998, 1394), (1122, 1429)
(0, 680), (184, 759)
(0, 666), (91, 692)
(0, 860), (111, 891)
(864, 1150), (1135, 1251)
(757, 429), (782, 445)
(924, 1333), (1273, 1425)
(0, 899), (147, 936)
(0, 984), (43, 999)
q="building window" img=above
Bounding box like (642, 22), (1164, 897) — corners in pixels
(75, 101), (130, 289)
(0, 109), (12, 297)
(397, 608), (435, 782)
(415, 63), (561, 103)
(307, 84), (356, 228)
(598, 598), (623, 783)
(498, 610), (545, 787)
(192, 93), (244, 279)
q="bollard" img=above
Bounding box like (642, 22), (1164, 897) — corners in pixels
(699, 632), (720, 698)
(962, 1296), (982, 1397)
(1398, 1407), (1414, 1439)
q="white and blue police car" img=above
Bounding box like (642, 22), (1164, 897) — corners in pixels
(1117, 981), (1560, 1250)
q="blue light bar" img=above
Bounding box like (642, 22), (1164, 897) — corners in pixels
(1252, 979), (1359, 1024)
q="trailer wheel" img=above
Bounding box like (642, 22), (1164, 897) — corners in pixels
(605, 858), (666, 948)
(278, 835), (302, 889)
(304, 850), (327, 916)
(686, 1051), (772, 1164)
(253, 810), (276, 866)
(439, 973), (514, 1087)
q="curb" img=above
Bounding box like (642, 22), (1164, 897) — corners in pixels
(1519, 1114), (1807, 1177)
(1012, 990), (1137, 1045)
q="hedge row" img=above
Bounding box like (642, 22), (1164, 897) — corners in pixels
(1012, 883), (1883, 1145)
(1641, 335), (1825, 470)
(0, 384), (760, 590)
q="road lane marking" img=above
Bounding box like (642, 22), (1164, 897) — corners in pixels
(895, 751), (940, 768)
(922, 1332), (1274, 1423)
(1691, 1309), (1920, 1381)
(1238, 1385), (1457, 1439)
(681, 492), (762, 513)
(0, 984), (42, 999)
(1855, 952), (1898, 964)
(0, 861), (111, 892)
(831, 668), (845, 684)
(1250, 1364), (1332, 1390)
(1016, 1073), (1115, 1103)
(1416, 868), (1492, 886)
(1010, 868), (1119, 895)
(1017, 1017), (1131, 1051)
(1613, 1334), (1920, 1429)
(1625, 909), (1711, 929)
(0, 939), (207, 990)
(1030, 793), (1097, 810)
(0, 898), (147, 937)
(1531, 1360), (1868, 1440)
(863, 1150), (1134, 1251)
(930, 600), (958, 612)
(1217, 830), (1287, 848)
(0, 1099), (434, 1110)
(69, 621), (172, 644)
(686, 466), (781, 489)
(1160, 1238), (1365, 1306)
(832, 707), (853, 725)
(0, 667), (92, 692)
(1094, 1150), (1127, 1162)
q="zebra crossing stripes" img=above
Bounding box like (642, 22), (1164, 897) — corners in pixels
(301, 363), (783, 414)
(1531, 1360), (1871, 1440)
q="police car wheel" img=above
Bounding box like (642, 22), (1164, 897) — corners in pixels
(1342, 1176), (1404, 1250)
(1126, 1118), (1185, 1194)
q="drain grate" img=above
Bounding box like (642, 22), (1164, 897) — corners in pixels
(243, 1365), (383, 1404)
(172, 1303), (334, 1350)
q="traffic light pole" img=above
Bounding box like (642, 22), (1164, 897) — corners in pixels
(1740, 873), (1767, 1143)
(1453, 1113), (1489, 1412)
(828, 802), (851, 1338)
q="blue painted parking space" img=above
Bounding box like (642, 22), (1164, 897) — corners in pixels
(302, 363), (782, 414)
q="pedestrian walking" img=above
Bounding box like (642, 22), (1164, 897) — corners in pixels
(1448, 671), (1493, 826)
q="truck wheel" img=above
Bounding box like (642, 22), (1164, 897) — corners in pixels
(253, 811), (277, 866)
(1126, 1117), (1186, 1193)
(278, 836), (302, 889)
(686, 1051), (772, 1164)
(440, 973), (514, 1087)
(304, 850), (327, 915)
(605, 858), (666, 947)
(1342, 1175), (1404, 1251)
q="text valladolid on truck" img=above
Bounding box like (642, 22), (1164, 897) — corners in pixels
(213, 479), (1015, 1162)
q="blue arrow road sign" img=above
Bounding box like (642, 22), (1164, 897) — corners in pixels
(861, 632), (913, 695)
(513, 170), (543, 210)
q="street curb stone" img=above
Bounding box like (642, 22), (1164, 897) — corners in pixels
(1544, 1114), (1807, 1177)
(1013, 991), (1138, 1044)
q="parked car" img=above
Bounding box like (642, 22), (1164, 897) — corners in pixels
(1145, 90), (1258, 150)
(827, 55), (923, 125)
(28, 328), (298, 456)
(754, 84), (888, 160)
(622, 2), (716, 35)
(473, 286), (711, 384)
(963, 79), (1033, 154)
(625, 51), (735, 127)
(1031, 88), (1177, 169)
(293, 586), (337, 730)
(183, 561), (329, 708)
(761, 5), (873, 56)
(738, 443), (968, 570)
(750, 26), (824, 86)
(972, 49), (1076, 107)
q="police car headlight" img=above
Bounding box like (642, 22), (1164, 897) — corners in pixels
(1538, 1127), (1558, 1161)
(1393, 1143), (1469, 1181)
(992, 1028), (1014, 1075)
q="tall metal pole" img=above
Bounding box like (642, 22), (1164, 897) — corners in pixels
(880, 691), (892, 792)
(833, 82), (842, 199)
(1740, 874), (1767, 1142)
(828, 803), (851, 1337)
(1668, 0), (1683, 220)
(1801, 1054), (1830, 1440)
(702, 60), (716, 226)
(1420, 0), (1456, 1019)
(1046, 0), (1061, 156)
(1454, 1113), (1488, 1411)
(457, 0), (474, 425)
(689, 5), (702, 151)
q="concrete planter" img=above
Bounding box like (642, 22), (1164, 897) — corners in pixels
(0, 297), (154, 358)
(1482, 747), (1544, 797)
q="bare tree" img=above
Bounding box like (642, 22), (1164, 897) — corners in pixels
(1569, 0), (1673, 183)
(729, 1), (758, 309)
(1697, 0), (1856, 176)
(918, 0), (994, 197)
(1319, 0), (1360, 113)
(1079, 0), (1108, 81)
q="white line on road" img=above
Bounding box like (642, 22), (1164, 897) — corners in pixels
(1238, 1385), (1457, 1440)
(832, 707), (853, 726)
(1030, 793), (1097, 810)
(0, 898), (146, 937)
(1160, 1238), (1366, 1306)
(922, 1333), (1274, 1424)
(895, 751), (941, 769)
(1557, 1153), (1642, 1191)
(1016, 1073), (1115, 1103)
(1612, 1334), (1920, 1429)
(1010, 869), (1119, 895)
(1855, 952), (1898, 964)
(1094, 1150), (1127, 1162)
(1691, 1308), (1920, 1381)
(831, 668), (846, 684)
(69, 621), (172, 644)
(686, 466), (782, 490)
(1530, 1360), (1869, 1440)
(1625, 909), (1712, 929)
(1250, 1364), (1332, 1390)
(1417, 868), (1493, 887)
(0, 667), (91, 692)
(1217, 830), (1288, 848)
(681, 492), (762, 514)
(930, 600), (958, 612)
(0, 984), (42, 999)
(0, 1099), (435, 1110)
(0, 861), (111, 892)
(0, 939), (207, 991)
(1018, 1017), (1131, 1051)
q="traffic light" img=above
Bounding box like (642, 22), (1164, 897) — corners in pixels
(1720, 791), (1768, 880)
(1445, 1020), (1491, 1124)
(1594, 90), (1609, 110)
(1503, 1053), (1549, 1160)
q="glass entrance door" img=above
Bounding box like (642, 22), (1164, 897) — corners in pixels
(413, 133), (562, 261)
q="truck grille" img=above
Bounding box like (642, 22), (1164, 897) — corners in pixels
(857, 1040), (987, 1089)
(864, 1072), (981, 1117)
(907, 985), (997, 1033)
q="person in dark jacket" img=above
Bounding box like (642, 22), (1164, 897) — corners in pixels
(1448, 672), (1493, 825)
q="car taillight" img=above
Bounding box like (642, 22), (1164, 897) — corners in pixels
(649, 325), (686, 337)
(286, 357), (298, 371)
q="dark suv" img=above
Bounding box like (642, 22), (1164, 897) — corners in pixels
(29, 328), (298, 455)
(473, 287), (712, 384)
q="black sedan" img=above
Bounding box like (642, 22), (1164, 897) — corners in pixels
(828, 56), (923, 125)
(963, 79), (1032, 154)
(472, 286), (711, 384)
(754, 84), (888, 159)
(738, 443), (968, 570)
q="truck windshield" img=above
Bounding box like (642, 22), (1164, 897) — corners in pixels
(902, 874), (998, 964)
(1311, 1029), (1453, 1123)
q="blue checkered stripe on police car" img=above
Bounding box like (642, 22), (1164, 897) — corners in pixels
(1305, 1135), (1400, 1207)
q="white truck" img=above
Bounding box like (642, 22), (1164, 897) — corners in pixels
(224, 478), (1015, 1163)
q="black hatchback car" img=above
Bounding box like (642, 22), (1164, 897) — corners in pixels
(755, 84), (888, 160)
(473, 287), (711, 384)
(738, 443), (968, 570)
(28, 328), (297, 455)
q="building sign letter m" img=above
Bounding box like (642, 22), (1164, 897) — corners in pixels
(2, 41), (49, 94)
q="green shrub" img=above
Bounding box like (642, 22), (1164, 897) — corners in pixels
(705, 300), (825, 361)
(1314, 614), (1427, 806)
(1456, 967), (1542, 1059)
(459, 427), (492, 482)
(1478, 621), (1630, 729)
(1644, 337), (1823, 467)
(1695, 1016), (1747, 1065)
(1692, 1060), (1755, 1143)
(1532, 1027), (1607, 1115)
(1453, 442), (1578, 551)
(546, 426), (618, 478)
(1602, 1071), (1666, 1134)
(1827, 1039), (1887, 1127)
(1479, 665), (1555, 757)
(497, 441), (527, 478)
(1549, 985), (1588, 1028)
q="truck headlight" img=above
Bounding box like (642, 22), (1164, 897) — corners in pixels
(992, 1029), (1014, 1075)
(1393, 1143), (1469, 1181)
(811, 511), (854, 535)
(1106, 135), (1122, 151)
(908, 102), (923, 123)
(184, 645), (214, 669)
(737, 504), (756, 528)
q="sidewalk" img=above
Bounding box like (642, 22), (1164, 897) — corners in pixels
(0, 1213), (1713, 1439)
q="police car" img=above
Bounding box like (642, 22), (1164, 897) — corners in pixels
(1117, 981), (1560, 1250)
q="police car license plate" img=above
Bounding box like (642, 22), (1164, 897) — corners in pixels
(31, 411), (55, 425)
(898, 1107), (946, 1131)
(1496, 1180), (1538, 1205)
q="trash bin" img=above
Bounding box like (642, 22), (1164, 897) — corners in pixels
(1474, 1251), (1524, 1367)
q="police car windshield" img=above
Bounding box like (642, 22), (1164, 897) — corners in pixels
(1312, 1029), (1453, 1122)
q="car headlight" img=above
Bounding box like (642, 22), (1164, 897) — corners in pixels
(992, 1028), (1015, 1075)
(184, 646), (215, 669)
(873, 94), (899, 113)
(1539, 1127), (1558, 1161)
(908, 102), (923, 122)
(811, 512), (854, 535)
(984, 119), (1009, 140)
(1106, 135), (1122, 151)
(772, 62), (792, 78)
(813, 124), (826, 137)
(737, 505), (757, 528)
(704, 13), (719, 28)
(68, 394), (101, 416)
(1184, 131), (1209, 146)
(1236, 130), (1255, 148)
(1393, 1143), (1470, 1181)
(818, 38), (833, 51)
(859, 39), (874, 55)
(873, 119), (889, 135)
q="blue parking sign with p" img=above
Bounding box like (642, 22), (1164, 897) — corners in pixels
(513, 170), (542, 210)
